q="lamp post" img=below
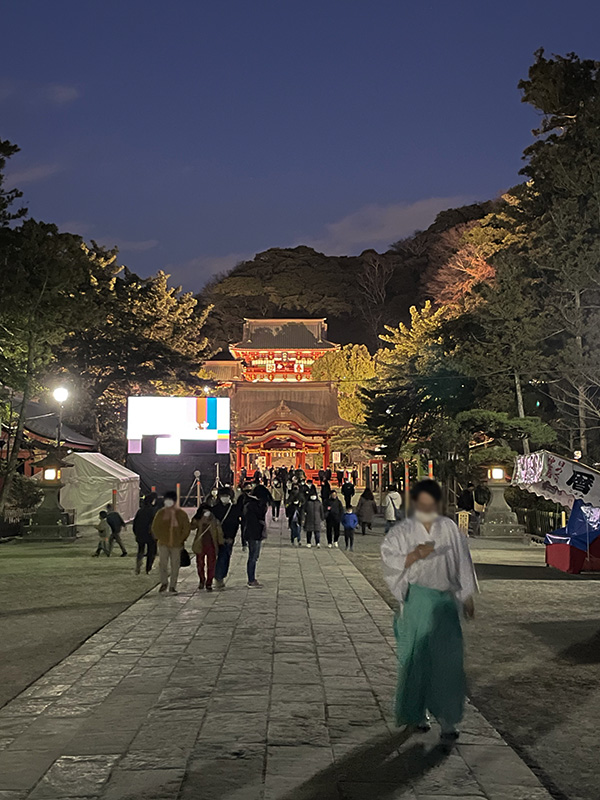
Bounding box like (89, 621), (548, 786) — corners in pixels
(479, 465), (524, 539)
(52, 387), (69, 449)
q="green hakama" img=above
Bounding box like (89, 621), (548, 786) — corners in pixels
(394, 583), (466, 728)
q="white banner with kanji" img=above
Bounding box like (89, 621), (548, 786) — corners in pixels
(512, 450), (600, 509)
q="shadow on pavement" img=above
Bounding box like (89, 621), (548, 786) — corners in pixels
(279, 729), (448, 800)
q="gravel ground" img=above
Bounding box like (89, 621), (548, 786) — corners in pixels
(346, 521), (600, 800)
(0, 528), (158, 709)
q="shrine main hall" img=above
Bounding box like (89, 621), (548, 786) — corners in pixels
(205, 318), (348, 480)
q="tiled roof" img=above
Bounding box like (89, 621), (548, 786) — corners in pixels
(233, 320), (336, 350)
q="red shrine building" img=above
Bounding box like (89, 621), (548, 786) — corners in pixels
(205, 319), (348, 480)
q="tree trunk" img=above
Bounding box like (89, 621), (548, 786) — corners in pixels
(514, 369), (530, 455)
(574, 289), (587, 456)
(0, 333), (35, 516)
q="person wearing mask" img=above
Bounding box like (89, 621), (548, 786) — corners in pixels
(132, 493), (158, 574)
(207, 487), (219, 507)
(93, 510), (111, 557)
(213, 490), (241, 588)
(356, 488), (378, 535)
(318, 468), (325, 486)
(341, 479), (355, 509)
(151, 490), (191, 594)
(384, 484), (404, 533)
(336, 469), (344, 488)
(253, 479), (273, 507)
(381, 479), (477, 747)
(191, 504), (224, 592)
(341, 506), (358, 551)
(303, 490), (324, 548)
(324, 466), (332, 483)
(270, 479), (284, 520)
(321, 477), (332, 507)
(286, 496), (303, 546)
(242, 488), (267, 587)
(325, 490), (344, 548)
(106, 504), (128, 556)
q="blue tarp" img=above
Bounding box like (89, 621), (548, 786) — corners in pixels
(545, 500), (600, 552)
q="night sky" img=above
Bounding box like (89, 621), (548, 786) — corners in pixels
(3, 1), (600, 290)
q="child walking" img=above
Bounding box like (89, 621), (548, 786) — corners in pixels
(191, 504), (224, 592)
(342, 506), (358, 551)
(93, 510), (111, 557)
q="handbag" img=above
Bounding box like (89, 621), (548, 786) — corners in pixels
(180, 547), (191, 568)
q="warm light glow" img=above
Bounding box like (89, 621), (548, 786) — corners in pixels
(491, 468), (505, 480)
(53, 387), (69, 404)
(43, 468), (58, 481)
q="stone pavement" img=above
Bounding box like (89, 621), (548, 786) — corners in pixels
(0, 518), (554, 800)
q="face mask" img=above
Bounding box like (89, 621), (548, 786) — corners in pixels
(164, 499), (175, 508)
(414, 510), (438, 525)
(220, 496), (231, 504)
(203, 511), (211, 518)
(211, 489), (218, 497)
(309, 495), (317, 501)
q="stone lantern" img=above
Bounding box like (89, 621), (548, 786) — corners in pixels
(23, 452), (77, 541)
(479, 465), (525, 538)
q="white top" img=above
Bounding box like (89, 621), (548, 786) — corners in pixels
(384, 491), (403, 521)
(381, 514), (478, 605)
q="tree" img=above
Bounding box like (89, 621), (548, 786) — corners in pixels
(311, 344), (376, 424)
(0, 139), (26, 226)
(355, 251), (394, 349)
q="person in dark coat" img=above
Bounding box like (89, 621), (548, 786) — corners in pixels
(341, 479), (355, 509)
(324, 466), (332, 482)
(356, 487), (378, 535)
(106, 504), (128, 556)
(321, 478), (332, 507)
(303, 490), (324, 547)
(213, 490), (241, 588)
(325, 490), (344, 547)
(132, 493), (158, 574)
(242, 491), (267, 587)
(286, 496), (303, 546)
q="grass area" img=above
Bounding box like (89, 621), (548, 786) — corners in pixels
(348, 523), (600, 800)
(0, 528), (158, 708)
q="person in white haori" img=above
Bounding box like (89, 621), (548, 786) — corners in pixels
(381, 479), (477, 747)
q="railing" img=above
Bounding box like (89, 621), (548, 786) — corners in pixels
(514, 508), (565, 539)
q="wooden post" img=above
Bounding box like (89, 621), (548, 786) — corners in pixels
(196, 479), (201, 507)
(404, 461), (410, 513)
(176, 483), (181, 505)
(112, 488), (117, 510)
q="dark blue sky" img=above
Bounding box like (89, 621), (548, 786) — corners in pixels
(3, 1), (600, 290)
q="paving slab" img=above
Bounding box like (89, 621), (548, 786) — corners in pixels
(0, 517), (554, 799)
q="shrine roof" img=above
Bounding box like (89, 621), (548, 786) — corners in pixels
(232, 319), (337, 351)
(230, 381), (347, 431)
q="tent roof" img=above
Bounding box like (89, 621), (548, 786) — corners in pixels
(65, 452), (139, 482)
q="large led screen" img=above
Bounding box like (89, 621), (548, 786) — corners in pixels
(127, 396), (230, 455)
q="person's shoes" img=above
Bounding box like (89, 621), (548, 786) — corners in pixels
(327, 544), (333, 548)
(350, 546), (354, 551)
(120, 552), (128, 557)
(248, 580), (263, 588)
(334, 542), (339, 548)
(92, 553), (99, 557)
(316, 543), (321, 548)
(439, 730), (459, 752)
(297, 541), (302, 547)
(206, 585), (213, 592)
(159, 584), (168, 593)
(306, 543), (312, 548)
(415, 716), (431, 733)
(198, 580), (205, 590)
(215, 579), (225, 589)
(169, 587), (178, 595)
(146, 568), (152, 575)
(242, 545), (247, 551)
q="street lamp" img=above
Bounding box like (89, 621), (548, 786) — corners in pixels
(52, 387), (69, 449)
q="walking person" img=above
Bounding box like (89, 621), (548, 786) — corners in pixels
(151, 490), (191, 594)
(341, 478), (355, 509)
(303, 489), (324, 548)
(213, 489), (241, 588)
(243, 489), (267, 588)
(191, 504), (224, 592)
(381, 479), (477, 746)
(271, 479), (284, 520)
(132, 493), (158, 574)
(93, 510), (111, 557)
(286, 496), (303, 546)
(384, 483), (403, 533)
(357, 487), (378, 535)
(106, 504), (128, 556)
(321, 478), (332, 507)
(341, 506), (358, 551)
(325, 490), (344, 548)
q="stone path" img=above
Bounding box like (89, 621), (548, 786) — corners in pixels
(0, 518), (554, 800)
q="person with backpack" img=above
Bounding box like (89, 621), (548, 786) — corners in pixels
(325, 490), (344, 548)
(132, 493), (158, 574)
(271, 479), (284, 519)
(356, 487), (378, 535)
(384, 484), (403, 533)
(303, 489), (324, 548)
(342, 506), (359, 551)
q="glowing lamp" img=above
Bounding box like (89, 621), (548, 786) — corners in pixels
(489, 467), (505, 481)
(43, 467), (60, 482)
(53, 387), (69, 404)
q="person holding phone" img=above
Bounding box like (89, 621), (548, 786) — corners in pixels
(381, 479), (477, 748)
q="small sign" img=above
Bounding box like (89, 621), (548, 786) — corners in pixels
(332, 451), (341, 464)
(457, 511), (470, 536)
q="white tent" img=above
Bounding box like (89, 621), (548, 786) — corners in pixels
(60, 453), (140, 526)
(512, 450), (600, 509)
